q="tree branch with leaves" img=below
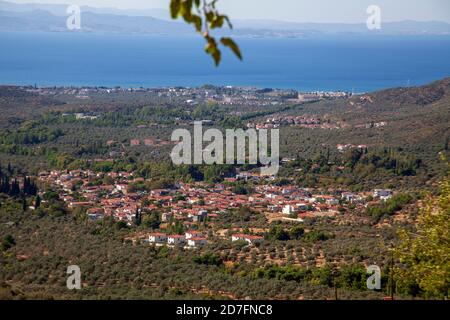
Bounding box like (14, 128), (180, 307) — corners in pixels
(169, 0), (242, 66)
(394, 154), (450, 298)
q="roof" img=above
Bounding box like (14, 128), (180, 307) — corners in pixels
(189, 237), (207, 241)
(245, 235), (263, 240)
(148, 233), (167, 237)
(231, 233), (246, 238)
(232, 234), (263, 240)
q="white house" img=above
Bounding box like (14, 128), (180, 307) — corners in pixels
(185, 231), (203, 240)
(115, 184), (128, 193)
(161, 212), (173, 222)
(282, 205), (298, 215)
(341, 192), (356, 202)
(307, 197), (317, 203)
(167, 235), (185, 245)
(341, 192), (364, 203)
(148, 233), (167, 244)
(191, 210), (208, 222)
(231, 234), (264, 245)
(325, 197), (339, 206)
(281, 187), (295, 195)
(373, 189), (393, 200)
(231, 234), (246, 242)
(187, 237), (207, 247)
(244, 235), (264, 245)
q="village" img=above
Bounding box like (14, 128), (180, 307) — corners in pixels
(246, 115), (342, 130)
(23, 85), (350, 107)
(35, 168), (393, 249)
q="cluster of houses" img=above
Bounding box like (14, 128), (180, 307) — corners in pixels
(38, 169), (142, 223)
(145, 231), (264, 248)
(147, 231), (207, 248)
(354, 121), (388, 129)
(246, 115), (341, 130)
(373, 189), (393, 201)
(297, 91), (349, 102)
(230, 234), (264, 245)
(23, 85), (349, 109)
(336, 144), (368, 153)
(36, 169), (393, 240)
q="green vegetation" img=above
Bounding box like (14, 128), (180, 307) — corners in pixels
(193, 253), (223, 266)
(0, 164), (37, 197)
(394, 161), (450, 298)
(365, 193), (415, 221)
(267, 224), (331, 242)
(252, 264), (377, 292)
(0, 78), (449, 300)
(303, 230), (334, 242)
(169, 0), (242, 66)
(0, 199), (385, 300)
(1, 235), (15, 252)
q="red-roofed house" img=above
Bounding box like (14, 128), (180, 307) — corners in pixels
(167, 235), (185, 245)
(231, 234), (263, 245)
(187, 237), (207, 247)
(185, 231), (204, 240)
(148, 233), (167, 243)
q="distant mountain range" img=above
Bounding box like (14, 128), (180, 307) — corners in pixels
(1, 0), (450, 37)
(0, 1), (172, 19)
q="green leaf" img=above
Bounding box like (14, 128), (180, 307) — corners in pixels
(220, 37), (242, 60)
(180, 0), (193, 20)
(205, 11), (214, 22)
(170, 0), (181, 19)
(223, 15), (233, 29)
(210, 15), (224, 29)
(170, 0), (241, 66)
(205, 37), (221, 66)
(192, 15), (202, 32)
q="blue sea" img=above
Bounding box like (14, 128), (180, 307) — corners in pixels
(1, 32), (450, 92)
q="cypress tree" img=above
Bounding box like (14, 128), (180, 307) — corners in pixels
(35, 195), (41, 208)
(10, 179), (20, 197)
(22, 197), (27, 212)
(23, 176), (29, 195)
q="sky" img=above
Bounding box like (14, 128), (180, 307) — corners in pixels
(6, 0), (450, 23)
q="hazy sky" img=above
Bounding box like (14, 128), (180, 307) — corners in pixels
(7, 0), (450, 23)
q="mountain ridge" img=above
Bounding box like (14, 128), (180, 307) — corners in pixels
(1, 1), (450, 36)
(367, 77), (450, 107)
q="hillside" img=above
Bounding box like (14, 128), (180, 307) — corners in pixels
(361, 77), (450, 107)
(0, 78), (448, 190)
(0, 78), (448, 300)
